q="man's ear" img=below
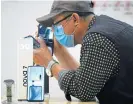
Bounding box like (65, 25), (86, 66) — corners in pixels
(72, 13), (80, 26)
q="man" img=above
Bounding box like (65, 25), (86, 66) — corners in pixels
(33, 0), (133, 104)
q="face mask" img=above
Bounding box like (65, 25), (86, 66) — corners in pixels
(53, 25), (76, 47)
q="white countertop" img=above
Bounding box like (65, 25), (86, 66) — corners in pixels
(1, 78), (97, 104)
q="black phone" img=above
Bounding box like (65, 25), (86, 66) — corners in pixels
(24, 35), (40, 49)
(27, 66), (45, 102)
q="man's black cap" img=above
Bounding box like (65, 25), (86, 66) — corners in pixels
(36, 0), (94, 27)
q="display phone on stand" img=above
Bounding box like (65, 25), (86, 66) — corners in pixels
(27, 66), (45, 102)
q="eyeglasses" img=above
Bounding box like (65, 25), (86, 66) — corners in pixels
(53, 14), (72, 26)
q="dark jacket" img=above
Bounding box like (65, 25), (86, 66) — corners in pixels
(88, 15), (133, 104)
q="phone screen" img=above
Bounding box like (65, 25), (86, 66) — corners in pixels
(27, 66), (44, 101)
(38, 24), (53, 40)
(38, 24), (54, 55)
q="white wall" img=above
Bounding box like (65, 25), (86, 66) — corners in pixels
(1, 0), (133, 98)
(1, 0), (54, 97)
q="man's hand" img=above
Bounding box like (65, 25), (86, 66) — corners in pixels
(33, 29), (79, 70)
(53, 37), (79, 70)
(33, 37), (52, 67)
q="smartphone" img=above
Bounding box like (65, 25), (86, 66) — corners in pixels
(24, 35), (40, 49)
(38, 24), (54, 55)
(27, 66), (45, 102)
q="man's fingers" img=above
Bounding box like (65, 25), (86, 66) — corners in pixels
(33, 55), (39, 65)
(35, 31), (38, 37)
(33, 31), (38, 39)
(38, 37), (46, 48)
(33, 49), (40, 55)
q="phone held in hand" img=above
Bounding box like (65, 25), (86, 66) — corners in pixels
(38, 24), (54, 55)
(24, 35), (40, 49)
(24, 24), (54, 55)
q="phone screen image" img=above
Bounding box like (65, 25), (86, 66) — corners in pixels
(38, 24), (54, 55)
(38, 24), (54, 39)
(29, 86), (42, 100)
(27, 66), (44, 102)
(38, 24), (47, 38)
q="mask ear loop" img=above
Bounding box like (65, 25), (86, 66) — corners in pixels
(63, 15), (72, 28)
(63, 15), (78, 36)
(70, 24), (78, 46)
(73, 23), (78, 32)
